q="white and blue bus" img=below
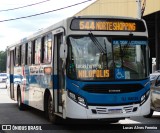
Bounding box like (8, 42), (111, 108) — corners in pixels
(6, 16), (150, 123)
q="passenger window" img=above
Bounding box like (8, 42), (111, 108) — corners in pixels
(15, 46), (21, 66)
(21, 44), (25, 65)
(28, 42), (32, 65)
(14, 48), (16, 66)
(25, 43), (28, 65)
(19, 45), (22, 66)
(41, 37), (45, 63)
(43, 34), (52, 63)
(31, 41), (35, 64)
(35, 38), (41, 64)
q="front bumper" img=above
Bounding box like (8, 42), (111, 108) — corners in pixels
(65, 95), (150, 119)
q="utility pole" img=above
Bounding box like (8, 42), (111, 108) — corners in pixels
(137, 0), (141, 19)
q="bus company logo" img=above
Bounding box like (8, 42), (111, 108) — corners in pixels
(122, 97), (127, 101)
(109, 89), (121, 93)
(2, 125), (11, 130)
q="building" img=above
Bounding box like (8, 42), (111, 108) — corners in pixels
(75, 0), (160, 72)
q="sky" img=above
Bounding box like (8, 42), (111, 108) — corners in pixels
(0, 0), (96, 51)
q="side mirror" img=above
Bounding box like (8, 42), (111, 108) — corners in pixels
(60, 43), (67, 59)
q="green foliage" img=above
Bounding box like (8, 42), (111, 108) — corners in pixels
(0, 51), (7, 72)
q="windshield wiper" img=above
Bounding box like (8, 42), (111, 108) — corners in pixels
(88, 33), (105, 53)
(104, 39), (109, 69)
(88, 33), (109, 69)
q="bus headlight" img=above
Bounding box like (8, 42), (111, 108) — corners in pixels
(77, 96), (86, 107)
(68, 90), (87, 108)
(141, 95), (145, 102)
(140, 90), (150, 106)
(68, 91), (76, 101)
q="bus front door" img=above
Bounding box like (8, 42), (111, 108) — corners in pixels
(53, 30), (65, 114)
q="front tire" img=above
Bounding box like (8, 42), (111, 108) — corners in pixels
(17, 89), (26, 110)
(143, 109), (154, 118)
(45, 94), (58, 124)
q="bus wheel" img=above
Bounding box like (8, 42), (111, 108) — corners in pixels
(17, 89), (26, 110)
(46, 94), (57, 123)
(143, 109), (154, 118)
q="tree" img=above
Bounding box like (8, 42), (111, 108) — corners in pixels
(0, 51), (7, 72)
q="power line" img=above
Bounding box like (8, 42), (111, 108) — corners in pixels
(0, 0), (93, 23)
(0, 0), (52, 12)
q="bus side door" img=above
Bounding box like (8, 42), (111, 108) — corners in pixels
(53, 28), (65, 114)
(9, 50), (15, 99)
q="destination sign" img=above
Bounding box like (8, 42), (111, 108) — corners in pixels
(71, 18), (146, 32)
(113, 40), (148, 45)
(78, 70), (110, 78)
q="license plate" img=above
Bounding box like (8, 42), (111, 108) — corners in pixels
(108, 109), (122, 114)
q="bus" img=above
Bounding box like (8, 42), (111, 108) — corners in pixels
(6, 16), (150, 123)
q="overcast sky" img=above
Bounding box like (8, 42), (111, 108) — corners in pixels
(0, 0), (96, 51)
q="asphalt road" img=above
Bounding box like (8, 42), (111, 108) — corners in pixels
(0, 83), (160, 133)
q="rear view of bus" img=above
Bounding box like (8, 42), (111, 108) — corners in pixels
(65, 16), (150, 120)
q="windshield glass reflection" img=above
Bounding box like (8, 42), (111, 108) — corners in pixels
(67, 35), (149, 80)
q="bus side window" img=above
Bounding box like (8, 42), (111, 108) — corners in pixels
(21, 44), (25, 65)
(35, 38), (41, 64)
(25, 43), (28, 65)
(31, 41), (35, 64)
(28, 42), (32, 65)
(15, 46), (21, 66)
(15, 47), (18, 66)
(19, 45), (22, 66)
(43, 33), (52, 63)
(41, 37), (45, 63)
(14, 48), (16, 66)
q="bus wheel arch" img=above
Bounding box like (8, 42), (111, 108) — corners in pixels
(143, 109), (154, 118)
(44, 89), (57, 123)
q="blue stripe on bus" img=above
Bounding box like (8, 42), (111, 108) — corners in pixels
(53, 75), (58, 89)
(26, 74), (58, 90)
(24, 100), (29, 105)
(10, 74), (13, 83)
(66, 77), (150, 105)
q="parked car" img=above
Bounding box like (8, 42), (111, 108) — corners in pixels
(144, 72), (160, 117)
(150, 72), (160, 83)
(0, 73), (7, 83)
(5, 74), (23, 89)
(5, 75), (9, 89)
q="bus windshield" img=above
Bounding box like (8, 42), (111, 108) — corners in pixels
(67, 35), (149, 80)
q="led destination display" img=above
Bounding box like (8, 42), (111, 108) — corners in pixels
(71, 18), (146, 32)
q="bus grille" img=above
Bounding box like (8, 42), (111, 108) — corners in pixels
(96, 107), (107, 114)
(123, 106), (133, 113)
(92, 106), (134, 114)
(82, 84), (143, 94)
